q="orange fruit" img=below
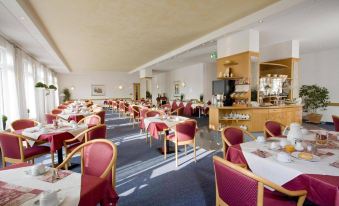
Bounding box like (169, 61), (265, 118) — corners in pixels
(284, 145), (295, 153)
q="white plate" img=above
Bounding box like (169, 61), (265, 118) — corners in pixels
(291, 152), (321, 162)
(33, 193), (66, 206)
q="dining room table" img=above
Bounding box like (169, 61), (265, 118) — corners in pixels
(0, 163), (119, 206)
(226, 130), (339, 206)
(16, 122), (89, 165)
(143, 115), (189, 154)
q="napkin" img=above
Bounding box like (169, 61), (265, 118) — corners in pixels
(251, 149), (272, 158)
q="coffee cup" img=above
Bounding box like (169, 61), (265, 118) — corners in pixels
(270, 142), (279, 150)
(295, 142), (304, 151)
(39, 191), (58, 206)
(280, 139), (288, 148)
(256, 136), (265, 143)
(31, 164), (45, 176)
(277, 152), (291, 163)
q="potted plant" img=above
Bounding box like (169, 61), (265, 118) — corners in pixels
(299, 85), (330, 123)
(48, 85), (57, 90)
(180, 93), (184, 101)
(146, 91), (152, 99)
(2, 115), (7, 130)
(63, 88), (71, 102)
(199, 94), (204, 102)
(35, 82), (48, 89)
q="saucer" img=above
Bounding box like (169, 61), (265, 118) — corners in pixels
(33, 193), (65, 206)
(25, 167), (50, 176)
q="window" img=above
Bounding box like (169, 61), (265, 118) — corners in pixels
(23, 59), (37, 119)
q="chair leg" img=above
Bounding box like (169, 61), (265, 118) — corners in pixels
(164, 139), (167, 160)
(133, 119), (135, 128)
(146, 131), (148, 143)
(175, 143), (178, 167)
(2, 159), (5, 168)
(184, 145), (187, 155)
(51, 152), (55, 168)
(140, 129), (143, 134)
(194, 140), (196, 163)
(149, 134), (152, 148)
(32, 159), (35, 164)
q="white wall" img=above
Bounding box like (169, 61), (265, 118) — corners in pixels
(217, 29), (259, 58)
(300, 48), (339, 122)
(152, 62), (216, 102)
(57, 71), (139, 100)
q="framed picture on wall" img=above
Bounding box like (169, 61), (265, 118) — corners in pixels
(173, 81), (180, 97)
(91, 84), (105, 96)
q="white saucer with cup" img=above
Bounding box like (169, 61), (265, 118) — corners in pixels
(38, 190), (59, 206)
(279, 139), (288, 148)
(270, 142), (280, 150)
(277, 152), (292, 163)
(295, 142), (304, 151)
(256, 136), (266, 143)
(31, 164), (46, 176)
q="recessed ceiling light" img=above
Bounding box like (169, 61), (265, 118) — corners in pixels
(258, 19), (264, 23)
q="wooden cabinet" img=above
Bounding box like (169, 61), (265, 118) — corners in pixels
(251, 109), (268, 132)
(209, 105), (302, 132)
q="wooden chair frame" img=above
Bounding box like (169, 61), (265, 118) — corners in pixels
(77, 115), (101, 125)
(145, 110), (165, 146)
(131, 106), (141, 128)
(169, 106), (184, 116)
(264, 120), (288, 138)
(221, 126), (256, 159)
(0, 131), (51, 168)
(164, 119), (198, 167)
(63, 124), (106, 169)
(213, 156), (307, 206)
(10, 119), (39, 131)
(57, 139), (118, 188)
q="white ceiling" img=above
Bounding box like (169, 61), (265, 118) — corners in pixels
(149, 0), (339, 72)
(0, 0), (69, 73)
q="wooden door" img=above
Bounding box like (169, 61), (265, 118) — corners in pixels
(133, 83), (140, 100)
(251, 109), (268, 132)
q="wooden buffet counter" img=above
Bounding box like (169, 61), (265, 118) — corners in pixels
(209, 105), (302, 132)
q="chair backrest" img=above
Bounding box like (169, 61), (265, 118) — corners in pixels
(213, 156), (258, 206)
(179, 102), (184, 108)
(332, 115), (339, 132)
(86, 124), (107, 141)
(183, 102), (193, 116)
(124, 103), (129, 112)
(145, 110), (162, 117)
(11, 119), (38, 131)
(95, 110), (105, 124)
(57, 139), (117, 188)
(0, 132), (23, 160)
(265, 121), (283, 138)
(132, 105), (140, 118)
(79, 115), (101, 125)
(222, 127), (244, 147)
(172, 101), (178, 111)
(175, 120), (197, 142)
(51, 109), (62, 114)
(45, 113), (57, 124)
(58, 105), (67, 109)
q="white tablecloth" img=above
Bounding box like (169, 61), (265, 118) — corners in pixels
(240, 134), (339, 186)
(0, 166), (80, 206)
(144, 116), (188, 130)
(22, 124), (88, 146)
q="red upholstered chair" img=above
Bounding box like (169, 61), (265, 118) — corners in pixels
(171, 101), (178, 112)
(332, 115), (339, 132)
(58, 105), (67, 109)
(139, 108), (149, 134)
(112, 101), (118, 112)
(213, 156), (307, 206)
(264, 120), (287, 138)
(78, 115), (101, 126)
(131, 105), (141, 128)
(145, 110), (165, 145)
(69, 115), (85, 123)
(58, 139), (117, 189)
(10, 119), (39, 131)
(0, 132), (51, 167)
(178, 102), (184, 108)
(164, 119), (197, 167)
(45, 113), (57, 124)
(118, 102), (125, 117)
(95, 110), (105, 124)
(51, 109), (62, 114)
(183, 102), (193, 117)
(221, 126), (256, 158)
(63, 124), (107, 170)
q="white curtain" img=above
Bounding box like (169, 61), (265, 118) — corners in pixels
(0, 36), (20, 129)
(0, 34), (59, 126)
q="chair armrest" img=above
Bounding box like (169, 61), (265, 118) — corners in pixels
(64, 130), (86, 144)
